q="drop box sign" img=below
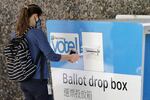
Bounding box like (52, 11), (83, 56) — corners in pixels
(46, 20), (143, 100)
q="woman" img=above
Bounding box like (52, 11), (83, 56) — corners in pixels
(16, 4), (80, 100)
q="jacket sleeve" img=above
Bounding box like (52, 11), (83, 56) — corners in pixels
(33, 29), (61, 61)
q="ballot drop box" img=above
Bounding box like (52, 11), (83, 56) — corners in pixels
(46, 20), (150, 100)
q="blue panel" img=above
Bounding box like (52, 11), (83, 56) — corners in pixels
(143, 34), (150, 100)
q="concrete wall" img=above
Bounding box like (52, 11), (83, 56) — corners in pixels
(0, 0), (150, 99)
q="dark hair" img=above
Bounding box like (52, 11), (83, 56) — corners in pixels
(16, 4), (42, 36)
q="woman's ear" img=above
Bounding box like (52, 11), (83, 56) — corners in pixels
(33, 14), (39, 22)
(29, 14), (38, 27)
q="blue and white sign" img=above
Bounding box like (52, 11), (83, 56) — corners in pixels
(46, 20), (144, 100)
(50, 33), (79, 55)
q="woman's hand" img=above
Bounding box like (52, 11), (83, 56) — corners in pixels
(68, 54), (80, 63)
(61, 54), (80, 63)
